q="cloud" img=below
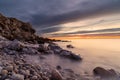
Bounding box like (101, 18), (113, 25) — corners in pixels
(51, 28), (120, 36)
(30, 0), (120, 27)
(0, 0), (120, 34)
(37, 25), (62, 33)
(74, 28), (120, 34)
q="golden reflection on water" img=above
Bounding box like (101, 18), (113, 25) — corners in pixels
(56, 39), (120, 74)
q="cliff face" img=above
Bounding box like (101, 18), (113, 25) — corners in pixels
(0, 13), (37, 42)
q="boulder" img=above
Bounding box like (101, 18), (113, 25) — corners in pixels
(60, 50), (82, 60)
(38, 43), (49, 52)
(70, 53), (82, 60)
(66, 44), (74, 48)
(48, 43), (62, 54)
(93, 67), (117, 77)
(0, 13), (53, 44)
(6, 39), (23, 51)
(50, 69), (63, 80)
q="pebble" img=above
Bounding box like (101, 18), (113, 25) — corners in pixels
(56, 65), (62, 70)
(20, 70), (30, 76)
(11, 74), (24, 80)
(6, 65), (14, 71)
(0, 66), (3, 73)
(1, 70), (8, 75)
(31, 75), (38, 80)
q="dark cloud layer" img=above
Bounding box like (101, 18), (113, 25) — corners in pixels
(31, 0), (120, 27)
(50, 28), (120, 37)
(69, 28), (120, 34)
(0, 0), (120, 34)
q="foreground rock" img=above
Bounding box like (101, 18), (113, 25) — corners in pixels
(93, 67), (117, 77)
(0, 36), (84, 80)
(50, 69), (63, 80)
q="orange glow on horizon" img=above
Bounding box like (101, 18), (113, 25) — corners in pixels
(50, 35), (120, 40)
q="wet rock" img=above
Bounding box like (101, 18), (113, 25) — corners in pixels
(60, 50), (82, 60)
(60, 50), (71, 56)
(93, 67), (117, 77)
(70, 54), (82, 60)
(66, 44), (74, 48)
(50, 69), (63, 80)
(48, 43), (62, 54)
(56, 65), (62, 70)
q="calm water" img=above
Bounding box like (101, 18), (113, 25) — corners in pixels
(25, 39), (120, 79)
(56, 39), (120, 74)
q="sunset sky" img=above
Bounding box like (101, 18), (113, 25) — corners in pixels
(0, 0), (120, 37)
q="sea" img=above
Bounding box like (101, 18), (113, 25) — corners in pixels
(28, 39), (120, 80)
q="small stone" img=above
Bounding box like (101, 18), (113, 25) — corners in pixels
(1, 70), (8, 75)
(6, 65), (14, 71)
(14, 68), (19, 73)
(66, 44), (74, 48)
(25, 70), (30, 76)
(31, 75), (38, 80)
(20, 70), (30, 76)
(5, 79), (10, 80)
(0, 66), (3, 73)
(42, 76), (49, 80)
(51, 69), (63, 80)
(56, 65), (62, 70)
(11, 74), (24, 80)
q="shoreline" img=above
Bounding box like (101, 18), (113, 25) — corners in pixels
(0, 13), (120, 80)
(0, 36), (120, 80)
(0, 36), (84, 80)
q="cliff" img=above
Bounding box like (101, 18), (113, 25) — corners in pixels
(0, 13), (51, 43)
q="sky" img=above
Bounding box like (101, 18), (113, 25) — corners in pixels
(0, 0), (120, 37)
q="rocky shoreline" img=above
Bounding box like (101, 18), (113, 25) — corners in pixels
(0, 36), (83, 80)
(0, 13), (120, 80)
